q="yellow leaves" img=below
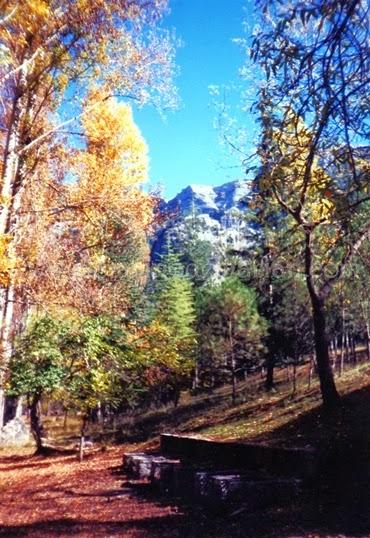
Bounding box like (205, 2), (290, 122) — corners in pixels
(26, 0), (50, 18)
(81, 92), (148, 188)
(304, 168), (335, 223)
(265, 109), (336, 225)
(0, 234), (15, 287)
(21, 0), (51, 33)
(72, 89), (153, 231)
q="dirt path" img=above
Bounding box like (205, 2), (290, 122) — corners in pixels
(0, 447), (189, 538)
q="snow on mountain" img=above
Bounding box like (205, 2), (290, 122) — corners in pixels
(151, 180), (254, 267)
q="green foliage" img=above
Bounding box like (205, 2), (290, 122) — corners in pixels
(61, 316), (130, 414)
(152, 246), (197, 348)
(156, 276), (196, 342)
(179, 209), (214, 287)
(7, 316), (67, 398)
(198, 276), (267, 386)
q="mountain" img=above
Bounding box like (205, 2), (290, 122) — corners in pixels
(151, 180), (255, 269)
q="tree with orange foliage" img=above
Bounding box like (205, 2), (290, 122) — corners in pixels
(0, 0), (176, 425)
(23, 91), (155, 316)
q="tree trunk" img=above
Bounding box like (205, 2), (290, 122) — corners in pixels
(366, 320), (370, 361)
(192, 361), (199, 390)
(292, 362), (297, 395)
(0, 67), (30, 427)
(340, 307), (346, 376)
(265, 354), (275, 391)
(351, 335), (357, 363)
(307, 355), (314, 388)
(361, 303), (370, 361)
(0, 285), (15, 427)
(310, 295), (340, 408)
(30, 393), (44, 453)
(345, 331), (350, 363)
(231, 368), (237, 405)
(79, 415), (88, 462)
(305, 233), (340, 408)
(330, 340), (335, 370)
(15, 396), (23, 418)
(333, 335), (338, 372)
(229, 320), (237, 404)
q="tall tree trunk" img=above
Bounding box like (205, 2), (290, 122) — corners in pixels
(361, 304), (370, 361)
(340, 306), (346, 376)
(229, 320), (237, 404)
(265, 354), (275, 391)
(79, 415), (88, 462)
(15, 396), (23, 418)
(292, 361), (297, 395)
(333, 335), (338, 372)
(192, 360), (199, 390)
(0, 285), (15, 427)
(305, 233), (339, 408)
(0, 63), (30, 427)
(29, 393), (44, 453)
(310, 294), (340, 407)
(307, 354), (314, 388)
(351, 335), (356, 363)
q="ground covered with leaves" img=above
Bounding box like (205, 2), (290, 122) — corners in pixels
(1, 362), (370, 537)
(0, 443), (369, 538)
(0, 446), (188, 538)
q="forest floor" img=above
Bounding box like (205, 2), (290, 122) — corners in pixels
(1, 443), (368, 538)
(1, 360), (370, 537)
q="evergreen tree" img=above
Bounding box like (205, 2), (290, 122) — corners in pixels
(198, 276), (267, 402)
(150, 246), (197, 402)
(156, 276), (197, 343)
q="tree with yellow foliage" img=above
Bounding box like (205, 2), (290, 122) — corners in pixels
(0, 0), (176, 425)
(250, 0), (370, 408)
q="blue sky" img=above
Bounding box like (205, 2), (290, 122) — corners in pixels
(135, 0), (256, 200)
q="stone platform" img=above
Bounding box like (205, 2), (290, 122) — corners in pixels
(122, 434), (318, 510)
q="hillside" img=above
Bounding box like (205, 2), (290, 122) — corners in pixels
(114, 358), (370, 451)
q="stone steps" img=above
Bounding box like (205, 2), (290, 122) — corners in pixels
(122, 451), (304, 509)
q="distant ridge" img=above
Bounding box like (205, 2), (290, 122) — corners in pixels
(151, 180), (255, 267)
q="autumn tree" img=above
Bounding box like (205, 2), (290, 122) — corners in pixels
(23, 92), (154, 315)
(0, 0), (176, 426)
(249, 0), (370, 407)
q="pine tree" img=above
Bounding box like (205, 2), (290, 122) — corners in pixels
(150, 246), (197, 401)
(157, 275), (196, 343)
(198, 276), (267, 402)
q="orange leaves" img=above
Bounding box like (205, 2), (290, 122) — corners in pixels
(24, 90), (155, 315)
(72, 90), (154, 239)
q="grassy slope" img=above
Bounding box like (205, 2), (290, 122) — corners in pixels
(116, 359), (370, 452)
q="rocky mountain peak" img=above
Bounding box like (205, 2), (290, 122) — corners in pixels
(151, 180), (254, 265)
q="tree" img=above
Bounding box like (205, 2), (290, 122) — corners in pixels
(24, 91), (155, 316)
(60, 316), (133, 460)
(249, 0), (370, 407)
(7, 315), (67, 452)
(198, 276), (267, 403)
(0, 0), (176, 426)
(126, 321), (193, 408)
(176, 205), (215, 288)
(151, 247), (197, 401)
